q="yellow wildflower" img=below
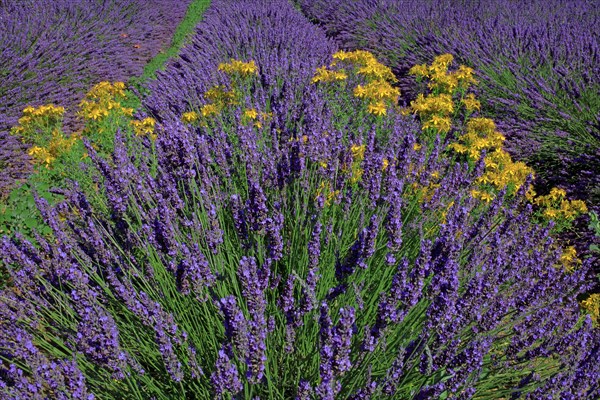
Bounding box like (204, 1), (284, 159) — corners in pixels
(422, 115), (451, 133)
(218, 59), (258, 76)
(525, 186), (536, 202)
(467, 118), (496, 135)
(17, 116), (32, 126)
(451, 64), (478, 87)
(357, 60), (396, 82)
(28, 146), (55, 166)
(581, 294), (600, 326)
(471, 189), (493, 203)
(312, 66), (348, 83)
(367, 100), (387, 116)
(382, 158), (389, 171)
(570, 199), (588, 213)
(408, 64), (429, 78)
(326, 190), (340, 205)
(204, 85), (238, 105)
(409, 93), (454, 116)
(354, 80), (400, 103)
(121, 107), (134, 116)
(201, 104), (219, 117)
(462, 93), (481, 112)
(431, 54), (454, 69)
(560, 246), (581, 273)
(182, 111), (199, 123)
(427, 71), (458, 94)
(88, 107), (109, 121)
(244, 109), (259, 120)
(350, 166), (364, 183)
(332, 50), (351, 61)
(131, 117), (156, 136)
(351, 144), (366, 161)
(22, 106), (36, 115)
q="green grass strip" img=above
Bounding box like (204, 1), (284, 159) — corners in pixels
(134, 0), (211, 85)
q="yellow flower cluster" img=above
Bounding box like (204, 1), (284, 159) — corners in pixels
(315, 181), (340, 206)
(312, 66), (348, 83)
(461, 93), (481, 113)
(130, 117), (156, 140)
(480, 149), (533, 194)
(205, 85), (239, 105)
(470, 189), (494, 203)
(559, 245), (582, 273)
(409, 93), (454, 116)
(412, 181), (441, 204)
(354, 80), (400, 116)
(28, 146), (56, 166)
(197, 83), (244, 121)
(404, 56), (479, 135)
(406, 56), (535, 203)
(351, 144), (366, 161)
(312, 50), (399, 116)
(332, 50), (397, 82)
(343, 51), (399, 116)
(241, 109), (272, 128)
(21, 104), (65, 119)
(449, 118), (506, 161)
(382, 158), (390, 171)
(181, 111), (199, 124)
(443, 113), (533, 201)
(422, 114), (452, 133)
(27, 129), (78, 168)
(201, 104), (220, 117)
(348, 144), (367, 183)
(11, 104), (66, 137)
(581, 294), (600, 326)
(406, 93), (454, 134)
(87, 81), (126, 99)
(244, 109), (258, 120)
(78, 82), (133, 122)
(218, 59), (258, 77)
(409, 54), (477, 93)
(532, 187), (588, 223)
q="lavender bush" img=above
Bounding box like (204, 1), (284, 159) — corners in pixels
(0, 132), (31, 199)
(1, 0), (599, 398)
(0, 0), (191, 196)
(296, 0), (600, 212)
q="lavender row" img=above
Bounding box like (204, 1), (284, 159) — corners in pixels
(0, 0), (191, 195)
(143, 0), (336, 123)
(0, 132), (32, 198)
(297, 0), (600, 208)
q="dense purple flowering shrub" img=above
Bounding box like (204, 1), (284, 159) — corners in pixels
(0, 0), (191, 195)
(0, 132), (32, 198)
(0, 0), (599, 398)
(297, 0), (600, 211)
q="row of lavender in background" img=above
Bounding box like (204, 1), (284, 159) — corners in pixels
(296, 0), (600, 211)
(0, 0), (191, 197)
(1, 0), (598, 398)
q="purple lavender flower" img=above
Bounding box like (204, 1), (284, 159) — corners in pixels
(211, 346), (243, 398)
(219, 296), (249, 358)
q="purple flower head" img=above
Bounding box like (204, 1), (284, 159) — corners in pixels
(211, 346), (243, 398)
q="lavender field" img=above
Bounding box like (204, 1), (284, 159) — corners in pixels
(0, 0), (599, 398)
